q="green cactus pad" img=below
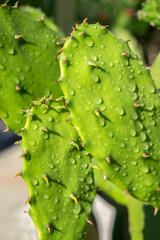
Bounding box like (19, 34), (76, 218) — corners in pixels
(0, 5), (63, 131)
(151, 52), (160, 89)
(138, 0), (160, 27)
(60, 23), (160, 208)
(20, 5), (64, 36)
(21, 96), (96, 240)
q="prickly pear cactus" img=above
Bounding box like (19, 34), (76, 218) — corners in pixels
(60, 22), (160, 208)
(138, 0), (160, 27)
(151, 52), (160, 89)
(20, 5), (64, 36)
(0, 4), (63, 131)
(20, 96), (96, 240)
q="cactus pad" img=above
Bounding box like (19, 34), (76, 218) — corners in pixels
(21, 96), (96, 240)
(0, 5), (62, 131)
(60, 23), (160, 208)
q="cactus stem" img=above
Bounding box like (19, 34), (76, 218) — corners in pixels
(81, 18), (88, 25)
(20, 152), (27, 158)
(142, 153), (150, 158)
(70, 194), (78, 205)
(154, 207), (158, 216)
(106, 157), (110, 164)
(86, 218), (93, 226)
(3, 126), (9, 132)
(94, 109), (100, 117)
(46, 224), (51, 233)
(25, 197), (31, 205)
(70, 141), (79, 151)
(124, 190), (132, 197)
(43, 174), (49, 185)
(90, 164), (100, 171)
(15, 170), (22, 177)
(14, 34), (22, 39)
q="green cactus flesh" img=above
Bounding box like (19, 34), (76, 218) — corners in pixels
(20, 96), (96, 240)
(151, 52), (160, 89)
(138, 0), (160, 27)
(20, 5), (64, 37)
(0, 5), (63, 131)
(60, 23), (160, 208)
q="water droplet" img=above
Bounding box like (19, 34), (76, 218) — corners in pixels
(100, 105), (106, 111)
(73, 205), (81, 214)
(95, 97), (103, 104)
(32, 123), (38, 130)
(115, 87), (121, 92)
(108, 131), (114, 137)
(69, 158), (76, 165)
(68, 88), (75, 96)
(44, 194), (50, 200)
(120, 142), (126, 148)
(130, 129), (136, 136)
(1, 111), (8, 118)
(145, 179), (152, 186)
(53, 197), (59, 204)
(142, 166), (149, 173)
(0, 63), (4, 70)
(140, 132), (146, 141)
(138, 60), (143, 66)
(150, 120), (156, 126)
(32, 178), (38, 186)
(30, 140), (36, 146)
(72, 41), (78, 48)
(48, 163), (54, 169)
(92, 56), (97, 61)
(114, 167), (120, 172)
(143, 143), (149, 150)
(52, 215), (58, 220)
(86, 176), (93, 184)
(108, 62), (114, 67)
(92, 73), (99, 83)
(6, 47), (14, 55)
(100, 44), (105, 49)
(147, 104), (154, 111)
(131, 161), (138, 166)
(134, 148), (140, 153)
(47, 116), (53, 122)
(116, 107), (124, 115)
(132, 112), (138, 120)
(98, 118), (105, 127)
(85, 37), (93, 47)
(79, 177), (84, 182)
(129, 83), (136, 92)
(122, 172), (127, 177)
(82, 162), (88, 168)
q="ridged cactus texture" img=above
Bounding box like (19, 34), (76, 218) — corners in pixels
(60, 22), (160, 208)
(151, 52), (160, 89)
(0, 5), (63, 131)
(20, 96), (96, 240)
(138, 0), (160, 27)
